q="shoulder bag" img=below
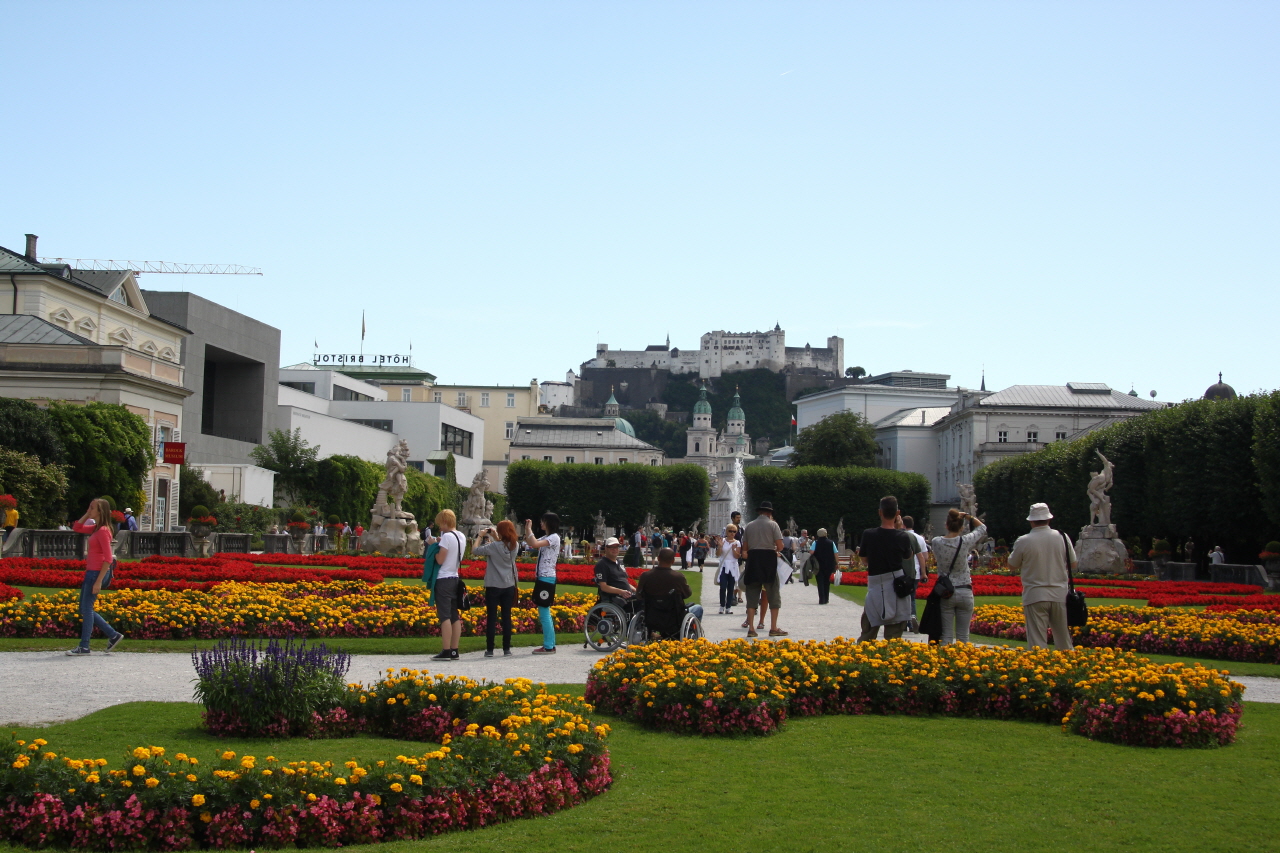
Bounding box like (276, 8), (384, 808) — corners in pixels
(935, 537), (961, 600)
(448, 532), (477, 611)
(1062, 532), (1089, 627)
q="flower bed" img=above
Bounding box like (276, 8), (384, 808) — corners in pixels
(243, 554), (642, 587)
(0, 580), (596, 640)
(584, 638), (1243, 747)
(834, 570), (1265, 604)
(971, 604), (1280, 663)
(0, 674), (611, 850)
(0, 582), (22, 603)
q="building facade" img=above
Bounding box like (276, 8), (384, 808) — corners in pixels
(583, 325), (844, 379)
(509, 404), (665, 467)
(422, 380), (540, 489)
(0, 237), (190, 530)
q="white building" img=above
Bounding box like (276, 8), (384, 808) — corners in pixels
(277, 367), (484, 487)
(794, 371), (969, 432)
(584, 325), (843, 379)
(510, 394), (664, 468)
(539, 371), (576, 410)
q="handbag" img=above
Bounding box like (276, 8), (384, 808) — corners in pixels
(935, 537), (963, 600)
(533, 579), (557, 607)
(892, 572), (916, 598)
(1062, 532), (1089, 627)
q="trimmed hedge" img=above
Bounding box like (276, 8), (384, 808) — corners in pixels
(743, 466), (931, 538)
(974, 392), (1280, 555)
(505, 461), (709, 533)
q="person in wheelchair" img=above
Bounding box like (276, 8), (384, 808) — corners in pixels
(594, 536), (637, 606)
(636, 547), (705, 639)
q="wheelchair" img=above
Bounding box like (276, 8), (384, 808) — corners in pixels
(583, 588), (703, 652)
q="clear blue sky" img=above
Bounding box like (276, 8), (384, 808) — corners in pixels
(4, 2), (1275, 402)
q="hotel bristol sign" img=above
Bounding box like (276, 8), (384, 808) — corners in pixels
(313, 353), (413, 367)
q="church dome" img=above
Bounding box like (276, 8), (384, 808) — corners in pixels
(727, 390), (745, 421)
(693, 385), (713, 415)
(1204, 373), (1237, 401)
(614, 417), (636, 437)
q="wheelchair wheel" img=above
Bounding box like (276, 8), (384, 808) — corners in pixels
(626, 613), (648, 646)
(584, 602), (628, 652)
(679, 612), (703, 640)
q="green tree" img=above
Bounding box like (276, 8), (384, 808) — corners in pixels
(403, 467), (457, 529)
(0, 398), (65, 463)
(46, 401), (154, 515)
(627, 409), (689, 458)
(845, 366), (866, 380)
(0, 447), (70, 528)
(744, 465), (930, 538)
(310, 455), (382, 525)
(653, 465), (710, 530)
(178, 465), (221, 520)
(1255, 390), (1280, 530)
(789, 411), (876, 468)
(250, 428), (319, 505)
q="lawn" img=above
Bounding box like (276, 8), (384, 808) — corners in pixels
(4, 695), (1278, 853)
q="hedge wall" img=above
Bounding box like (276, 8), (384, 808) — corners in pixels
(504, 461), (709, 534)
(973, 392), (1280, 557)
(743, 466), (931, 540)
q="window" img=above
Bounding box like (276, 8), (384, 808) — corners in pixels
(506, 393), (516, 408)
(594, 457), (604, 465)
(408, 460), (425, 472)
(505, 422), (515, 440)
(109, 287), (130, 307)
(346, 418), (394, 431)
(401, 387), (412, 402)
(480, 392), (490, 407)
(565, 456), (575, 464)
(521, 455), (531, 461)
(543, 455), (553, 462)
(1055, 431), (1068, 441)
(333, 385), (374, 402)
(280, 381), (316, 395)
(440, 423), (474, 457)
(997, 431), (1008, 443)
(650, 458), (658, 465)
(619, 457), (628, 464)
(694, 441), (700, 453)
(433, 391), (442, 403)
(457, 392), (467, 407)
(1026, 431), (1039, 443)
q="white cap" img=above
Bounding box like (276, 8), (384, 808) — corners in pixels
(1027, 503), (1054, 522)
(603, 537), (621, 547)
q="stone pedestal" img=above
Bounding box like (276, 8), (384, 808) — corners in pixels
(1076, 524), (1127, 573)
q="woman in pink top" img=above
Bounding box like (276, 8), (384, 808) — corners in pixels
(68, 499), (124, 656)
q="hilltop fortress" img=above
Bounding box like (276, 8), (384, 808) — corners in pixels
(582, 324), (844, 380)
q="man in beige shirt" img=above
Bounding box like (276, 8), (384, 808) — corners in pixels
(1008, 502), (1077, 650)
(741, 501), (785, 638)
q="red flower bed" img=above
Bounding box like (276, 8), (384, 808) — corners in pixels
(0, 582), (22, 603)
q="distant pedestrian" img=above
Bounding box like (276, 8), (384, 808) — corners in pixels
(858, 496), (915, 642)
(723, 511), (743, 538)
(678, 531), (690, 570)
(524, 512), (562, 655)
(929, 510), (987, 644)
(694, 535), (709, 570)
(1008, 503), (1077, 650)
(67, 499), (124, 656)
(742, 501), (786, 637)
(430, 509), (467, 662)
(122, 507), (139, 532)
(810, 528), (837, 604)
(2, 497), (18, 541)
(472, 520), (520, 657)
(717, 525), (742, 614)
(1209, 546), (1225, 565)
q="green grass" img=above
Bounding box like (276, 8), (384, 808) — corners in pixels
(4, 697), (1279, 853)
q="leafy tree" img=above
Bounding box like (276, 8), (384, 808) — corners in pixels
(250, 428), (319, 505)
(310, 455), (382, 524)
(504, 461), (708, 535)
(45, 401), (154, 515)
(845, 366), (866, 380)
(627, 409), (689, 458)
(653, 465), (710, 530)
(1255, 390), (1280, 530)
(208, 500), (277, 535)
(403, 467), (457, 528)
(744, 465), (930, 538)
(179, 465), (221, 520)
(0, 447), (70, 528)
(0, 398), (65, 463)
(789, 411), (876, 468)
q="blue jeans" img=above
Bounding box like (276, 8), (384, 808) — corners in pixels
(537, 606), (556, 650)
(79, 569), (118, 650)
(688, 604), (704, 622)
(719, 573), (736, 608)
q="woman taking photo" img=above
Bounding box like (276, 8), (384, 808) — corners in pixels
(68, 499), (124, 656)
(472, 519), (519, 657)
(929, 509), (988, 644)
(717, 524), (742, 615)
(523, 512), (561, 655)
(430, 509), (467, 662)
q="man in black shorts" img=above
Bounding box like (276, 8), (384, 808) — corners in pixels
(858, 495), (916, 642)
(594, 536), (636, 605)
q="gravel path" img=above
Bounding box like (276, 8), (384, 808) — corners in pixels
(2, 568), (1276, 726)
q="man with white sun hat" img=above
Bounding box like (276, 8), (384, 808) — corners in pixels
(1008, 502), (1078, 650)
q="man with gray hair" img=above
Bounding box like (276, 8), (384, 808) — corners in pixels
(1008, 503), (1077, 650)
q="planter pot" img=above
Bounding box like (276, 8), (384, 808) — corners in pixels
(189, 523), (214, 557)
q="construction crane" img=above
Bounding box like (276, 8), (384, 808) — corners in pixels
(39, 257), (262, 275)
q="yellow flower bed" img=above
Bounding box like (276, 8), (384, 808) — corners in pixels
(0, 580), (596, 639)
(970, 604), (1280, 663)
(585, 638), (1244, 746)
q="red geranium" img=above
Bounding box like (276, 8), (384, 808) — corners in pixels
(0, 494), (16, 509)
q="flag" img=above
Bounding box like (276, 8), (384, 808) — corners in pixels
(361, 311), (366, 341)
(314, 339), (318, 348)
(791, 416), (797, 426)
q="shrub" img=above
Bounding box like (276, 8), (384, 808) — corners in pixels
(327, 514), (341, 525)
(290, 511), (306, 523)
(189, 505), (210, 519)
(743, 465), (930, 535)
(46, 402), (153, 516)
(505, 461), (708, 532)
(192, 638), (352, 737)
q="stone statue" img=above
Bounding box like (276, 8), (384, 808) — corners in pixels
(361, 440), (421, 556)
(1076, 449), (1125, 573)
(460, 469), (494, 539)
(1184, 538), (1195, 563)
(835, 517), (848, 555)
(689, 518), (701, 538)
(957, 482), (978, 517)
(786, 517), (798, 537)
(1087, 450), (1115, 527)
(593, 510), (607, 543)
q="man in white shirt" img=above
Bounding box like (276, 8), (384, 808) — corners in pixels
(1008, 503), (1077, 650)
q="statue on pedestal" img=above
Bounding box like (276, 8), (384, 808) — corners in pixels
(957, 482), (978, 517)
(1077, 449), (1126, 573)
(360, 440), (422, 556)
(593, 510), (607, 544)
(1087, 450), (1115, 527)
(460, 470), (494, 539)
